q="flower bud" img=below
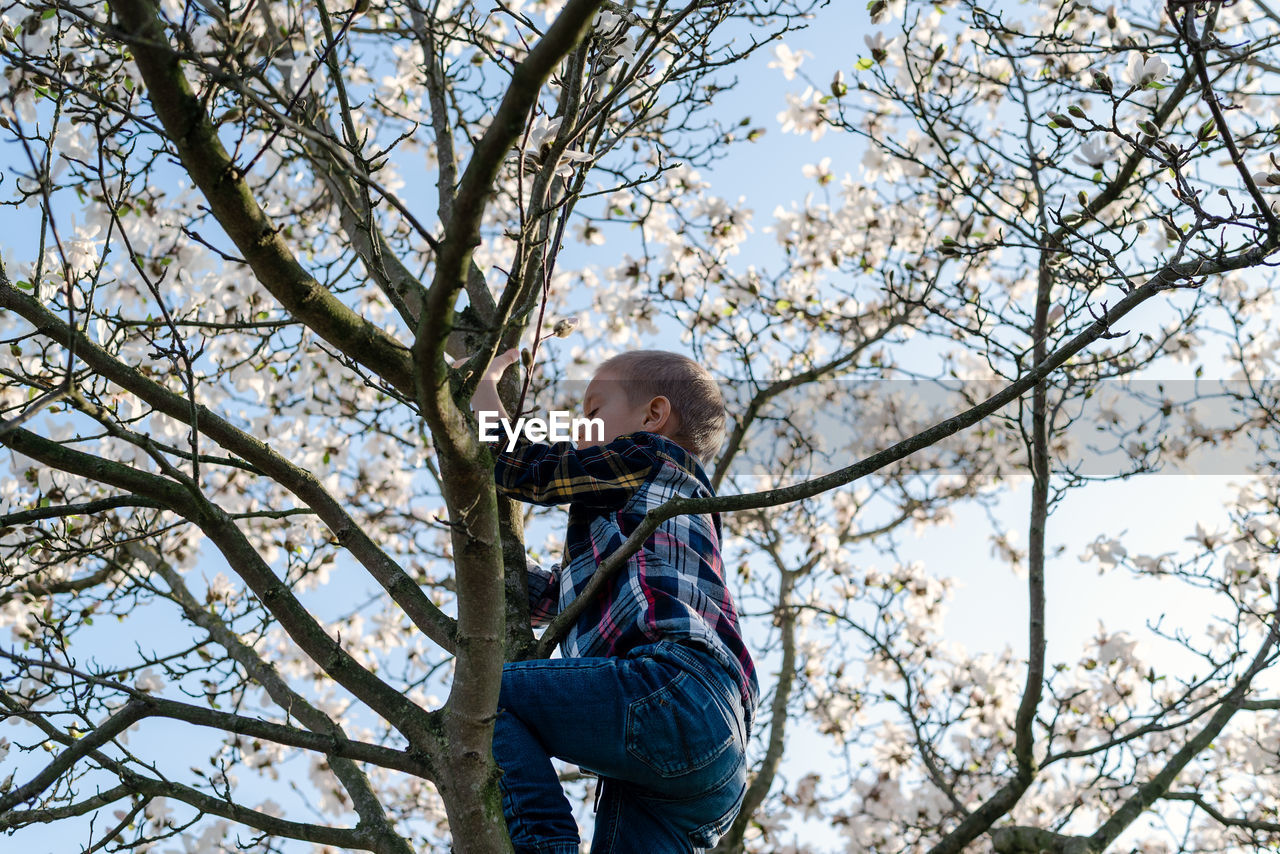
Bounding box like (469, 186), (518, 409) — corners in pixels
(831, 70), (848, 98)
(551, 317), (579, 338)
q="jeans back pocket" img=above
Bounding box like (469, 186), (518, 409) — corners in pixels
(625, 669), (736, 778)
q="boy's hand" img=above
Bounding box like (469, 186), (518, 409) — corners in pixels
(472, 348), (521, 422)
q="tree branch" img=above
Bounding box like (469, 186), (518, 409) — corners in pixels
(107, 0), (418, 398)
(124, 543), (421, 854)
(0, 495), (163, 526)
(1086, 615), (1280, 849)
(413, 0), (605, 429)
(1164, 790), (1280, 834)
(0, 563), (121, 608)
(0, 699), (147, 814)
(0, 651), (430, 777)
(713, 550), (799, 853)
(1, 695), (309, 850)
(300, 113), (428, 328)
(1175, 0), (1280, 238)
(0, 273), (457, 653)
(0, 786), (133, 832)
(0, 428), (440, 751)
(537, 243), (1279, 658)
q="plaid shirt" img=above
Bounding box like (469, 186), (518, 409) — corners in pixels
(491, 431), (759, 727)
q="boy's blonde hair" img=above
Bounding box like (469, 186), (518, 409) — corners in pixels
(597, 350), (726, 464)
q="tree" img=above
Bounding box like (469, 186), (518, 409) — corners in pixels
(1, 0), (1279, 852)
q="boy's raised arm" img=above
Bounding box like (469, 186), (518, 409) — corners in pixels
(489, 436), (654, 508)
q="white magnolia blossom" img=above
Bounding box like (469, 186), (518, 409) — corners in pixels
(777, 87), (829, 140)
(144, 797), (173, 829)
(522, 113), (562, 153)
(801, 156), (834, 185)
(606, 33), (637, 63)
(768, 43), (811, 80)
(515, 114), (592, 177)
(1092, 626), (1140, 666)
(1074, 135), (1114, 167)
(594, 11), (637, 62)
(864, 31), (895, 59)
(1124, 53), (1170, 88)
(134, 668), (165, 693)
(1080, 536), (1127, 570)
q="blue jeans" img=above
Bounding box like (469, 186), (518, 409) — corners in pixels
(493, 640), (748, 854)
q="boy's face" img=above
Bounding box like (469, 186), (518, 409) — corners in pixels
(579, 368), (674, 448)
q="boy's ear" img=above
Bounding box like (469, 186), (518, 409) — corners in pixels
(643, 395), (675, 433)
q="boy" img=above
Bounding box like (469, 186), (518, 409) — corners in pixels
(472, 348), (759, 853)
